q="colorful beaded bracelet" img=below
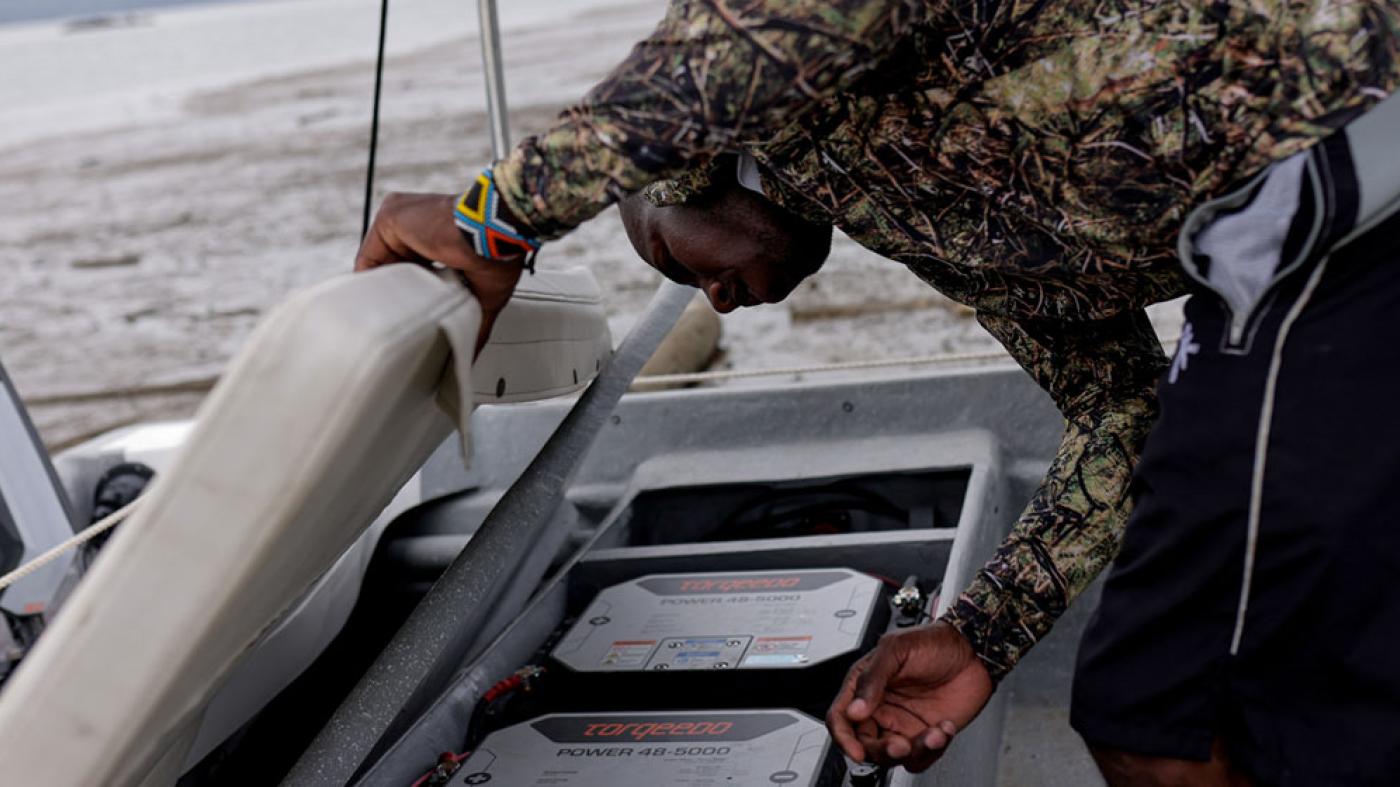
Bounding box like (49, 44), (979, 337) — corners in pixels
(454, 168), (541, 269)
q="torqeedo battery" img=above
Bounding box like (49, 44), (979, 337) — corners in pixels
(547, 568), (888, 711)
(452, 709), (841, 786)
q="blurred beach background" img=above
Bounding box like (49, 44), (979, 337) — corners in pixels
(0, 0), (1181, 449)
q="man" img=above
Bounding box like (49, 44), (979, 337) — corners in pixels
(355, 1), (1400, 783)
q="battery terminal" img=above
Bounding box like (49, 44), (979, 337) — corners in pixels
(890, 576), (925, 626)
(844, 755), (887, 786)
(515, 664), (546, 692)
(411, 751), (470, 787)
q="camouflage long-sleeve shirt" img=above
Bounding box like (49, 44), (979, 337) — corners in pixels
(492, 0), (1400, 679)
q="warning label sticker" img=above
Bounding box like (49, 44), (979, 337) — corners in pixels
(644, 636), (751, 671)
(601, 640), (656, 669)
(741, 636), (812, 667)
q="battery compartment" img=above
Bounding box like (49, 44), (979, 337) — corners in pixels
(434, 563), (940, 787)
(375, 468), (965, 787)
(602, 468), (969, 549)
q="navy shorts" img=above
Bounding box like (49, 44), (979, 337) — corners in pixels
(1070, 129), (1400, 786)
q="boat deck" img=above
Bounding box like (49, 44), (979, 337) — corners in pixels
(995, 582), (1106, 787)
(353, 366), (1114, 786)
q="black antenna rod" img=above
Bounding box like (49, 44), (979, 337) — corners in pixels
(361, 0), (390, 238)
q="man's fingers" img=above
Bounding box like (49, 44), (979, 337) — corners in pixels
(827, 714), (866, 763)
(826, 724), (865, 762)
(853, 720), (886, 766)
(826, 657), (868, 762)
(861, 722), (958, 772)
(883, 734), (913, 760)
(354, 228), (392, 272)
(849, 640), (900, 721)
(475, 306), (501, 358)
(902, 721), (959, 773)
(354, 201), (433, 272)
(852, 728), (911, 769)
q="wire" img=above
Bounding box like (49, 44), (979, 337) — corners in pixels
(464, 665), (547, 752)
(869, 573), (904, 590)
(629, 349), (1013, 389)
(481, 672), (525, 704)
(410, 751), (471, 787)
(0, 500), (140, 593)
(361, 0), (390, 238)
(628, 334), (1184, 390)
(21, 336), (1183, 407)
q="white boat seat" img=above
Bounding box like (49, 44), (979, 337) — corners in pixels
(474, 267), (611, 404)
(0, 264), (610, 786)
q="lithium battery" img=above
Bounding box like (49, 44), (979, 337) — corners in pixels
(551, 568), (885, 675)
(452, 709), (839, 786)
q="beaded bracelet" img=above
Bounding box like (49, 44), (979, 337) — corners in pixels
(454, 168), (541, 270)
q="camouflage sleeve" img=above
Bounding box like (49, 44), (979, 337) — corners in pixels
(491, 0), (925, 240)
(940, 309), (1169, 682)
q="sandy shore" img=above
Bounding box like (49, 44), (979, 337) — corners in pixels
(0, 0), (1181, 450)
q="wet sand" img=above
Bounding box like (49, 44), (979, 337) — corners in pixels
(0, 0), (1180, 449)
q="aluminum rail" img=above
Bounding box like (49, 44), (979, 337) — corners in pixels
(282, 280), (694, 786)
(476, 0), (510, 159)
(0, 359), (77, 618)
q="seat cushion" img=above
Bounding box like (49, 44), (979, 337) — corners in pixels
(0, 264), (610, 785)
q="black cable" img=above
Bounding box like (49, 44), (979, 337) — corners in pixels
(361, 0), (389, 238)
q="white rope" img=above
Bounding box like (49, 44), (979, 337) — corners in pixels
(631, 333), (1182, 389)
(0, 500), (141, 593)
(631, 348), (1014, 388)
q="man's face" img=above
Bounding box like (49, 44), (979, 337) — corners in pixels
(618, 189), (826, 313)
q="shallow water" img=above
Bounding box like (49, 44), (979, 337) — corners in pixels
(0, 0), (623, 149)
(0, 0), (231, 26)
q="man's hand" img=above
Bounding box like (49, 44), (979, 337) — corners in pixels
(355, 192), (525, 354)
(826, 621), (994, 773)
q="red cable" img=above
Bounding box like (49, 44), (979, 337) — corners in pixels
(482, 674), (523, 703)
(409, 751), (472, 786)
(869, 572), (904, 589)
